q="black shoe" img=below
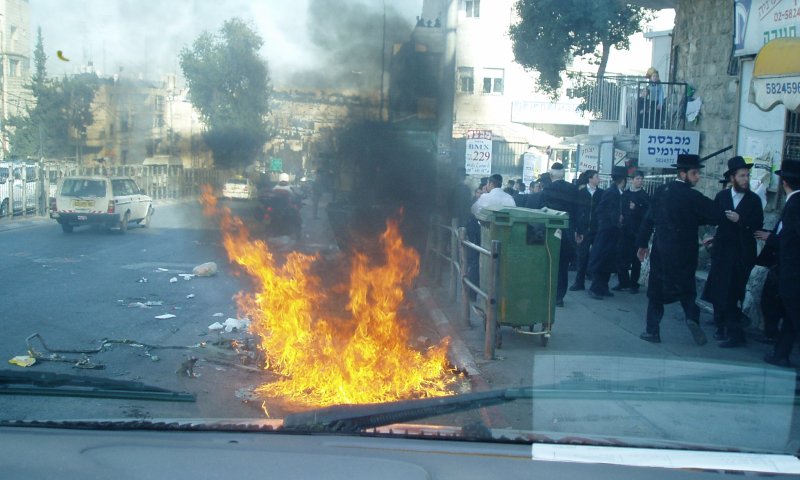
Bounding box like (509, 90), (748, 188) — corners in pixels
(713, 328), (726, 341)
(587, 290), (604, 300)
(611, 284), (626, 291)
(686, 320), (707, 346)
(719, 338), (746, 348)
(601, 291), (614, 297)
(629, 285), (640, 294)
(555, 299), (564, 307)
(764, 354), (792, 368)
(640, 332), (661, 343)
(754, 334), (777, 345)
(569, 284), (585, 291)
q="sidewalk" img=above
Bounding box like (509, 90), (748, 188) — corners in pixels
(414, 267), (798, 429)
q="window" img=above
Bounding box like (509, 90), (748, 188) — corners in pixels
(458, 67), (474, 94)
(9, 59), (19, 77)
(465, 0), (480, 17)
(482, 68), (504, 94)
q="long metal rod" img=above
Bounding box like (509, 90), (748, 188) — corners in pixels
(458, 227), (470, 329)
(484, 240), (500, 360)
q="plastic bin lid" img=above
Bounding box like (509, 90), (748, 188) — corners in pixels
(477, 206), (567, 222)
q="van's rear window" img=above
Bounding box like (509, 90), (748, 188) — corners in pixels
(61, 179), (107, 197)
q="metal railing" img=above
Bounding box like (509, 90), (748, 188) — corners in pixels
(424, 216), (502, 359)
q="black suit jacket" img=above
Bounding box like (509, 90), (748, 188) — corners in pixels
(768, 192), (800, 301)
(575, 187), (603, 236)
(701, 188), (763, 306)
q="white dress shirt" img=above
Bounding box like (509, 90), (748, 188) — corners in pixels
(471, 187), (516, 217)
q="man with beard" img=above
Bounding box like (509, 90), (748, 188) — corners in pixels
(541, 163), (579, 307)
(701, 156), (763, 348)
(587, 166), (628, 299)
(637, 154), (725, 345)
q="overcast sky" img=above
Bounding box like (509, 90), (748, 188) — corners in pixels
(30, 0), (424, 88)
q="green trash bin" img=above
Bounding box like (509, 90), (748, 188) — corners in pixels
(475, 206), (568, 345)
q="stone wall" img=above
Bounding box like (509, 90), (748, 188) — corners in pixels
(673, 0), (738, 198)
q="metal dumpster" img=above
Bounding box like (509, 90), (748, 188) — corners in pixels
(475, 206), (568, 346)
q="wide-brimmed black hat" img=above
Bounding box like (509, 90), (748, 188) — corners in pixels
(723, 156), (753, 177)
(611, 165), (628, 178)
(671, 153), (705, 170)
(775, 160), (800, 179)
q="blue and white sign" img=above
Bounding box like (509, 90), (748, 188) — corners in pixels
(638, 129), (700, 168)
(734, 0), (800, 57)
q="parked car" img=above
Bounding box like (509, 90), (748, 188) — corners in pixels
(222, 177), (257, 200)
(50, 176), (154, 233)
(0, 161), (38, 216)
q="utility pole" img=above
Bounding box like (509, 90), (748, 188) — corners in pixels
(379, 0), (386, 122)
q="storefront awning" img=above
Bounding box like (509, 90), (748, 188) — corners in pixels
(750, 38), (800, 112)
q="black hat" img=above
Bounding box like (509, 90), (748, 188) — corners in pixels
(671, 153), (705, 170)
(611, 166), (628, 178)
(775, 160), (800, 179)
(723, 156), (752, 177)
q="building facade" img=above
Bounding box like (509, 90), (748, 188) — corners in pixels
(0, 0), (31, 155)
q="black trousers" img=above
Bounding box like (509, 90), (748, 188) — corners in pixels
(646, 294), (701, 335)
(761, 266), (782, 338)
(712, 278), (748, 340)
(773, 295), (800, 360)
(573, 232), (595, 287)
(616, 232), (641, 287)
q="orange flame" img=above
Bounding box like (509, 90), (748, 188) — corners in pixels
(200, 185), (456, 407)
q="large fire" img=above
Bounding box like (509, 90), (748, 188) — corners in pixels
(201, 186), (456, 407)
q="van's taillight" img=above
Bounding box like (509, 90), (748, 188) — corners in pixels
(49, 197), (57, 212)
(107, 201), (115, 214)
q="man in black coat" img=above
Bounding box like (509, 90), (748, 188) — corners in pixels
(758, 160), (800, 368)
(588, 166), (628, 298)
(700, 156), (763, 348)
(636, 154), (725, 345)
(617, 170), (650, 293)
(541, 162), (579, 307)
(570, 170), (603, 291)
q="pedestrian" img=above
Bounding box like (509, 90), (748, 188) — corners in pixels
(617, 170), (650, 293)
(757, 160), (800, 368)
(540, 163), (579, 307)
(471, 173), (516, 217)
(449, 167), (473, 228)
(700, 156), (763, 348)
(636, 154), (725, 345)
(570, 170), (603, 291)
(525, 180), (543, 209)
(514, 179), (527, 206)
(587, 166), (628, 299)
(503, 179), (516, 197)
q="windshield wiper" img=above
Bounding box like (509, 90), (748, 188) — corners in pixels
(0, 370), (195, 403)
(282, 388), (531, 433)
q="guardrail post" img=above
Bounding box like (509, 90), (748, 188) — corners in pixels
(449, 218), (459, 302)
(458, 227), (470, 329)
(434, 215), (444, 285)
(484, 240), (501, 360)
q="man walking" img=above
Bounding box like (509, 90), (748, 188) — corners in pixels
(701, 156), (763, 348)
(758, 160), (800, 367)
(588, 166), (628, 299)
(637, 154), (725, 345)
(570, 170), (603, 291)
(617, 170), (650, 293)
(541, 163), (579, 307)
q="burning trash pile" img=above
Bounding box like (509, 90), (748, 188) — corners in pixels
(201, 186), (457, 407)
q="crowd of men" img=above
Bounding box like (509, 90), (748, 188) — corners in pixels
(455, 154), (800, 368)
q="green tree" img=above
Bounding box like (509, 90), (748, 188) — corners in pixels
(180, 18), (271, 169)
(509, 0), (654, 98)
(4, 29), (99, 159)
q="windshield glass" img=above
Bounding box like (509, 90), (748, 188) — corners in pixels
(1, 0), (798, 463)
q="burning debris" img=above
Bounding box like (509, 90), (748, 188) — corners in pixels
(201, 185), (458, 407)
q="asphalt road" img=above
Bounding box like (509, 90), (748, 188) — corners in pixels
(0, 198), (332, 422)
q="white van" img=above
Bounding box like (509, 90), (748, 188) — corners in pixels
(50, 176), (154, 233)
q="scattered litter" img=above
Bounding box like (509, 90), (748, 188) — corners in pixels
(8, 355), (36, 367)
(417, 335), (429, 346)
(155, 314), (177, 320)
(192, 262), (218, 277)
(145, 301), (163, 307)
(169, 277), (178, 283)
(128, 302), (149, 309)
(235, 386), (260, 402)
(208, 322), (224, 331)
(178, 274), (195, 281)
(224, 317), (251, 332)
(137, 277), (148, 283)
(186, 294), (196, 299)
(212, 312), (224, 317)
(156, 268), (169, 272)
(176, 356), (198, 377)
(149, 355), (160, 362)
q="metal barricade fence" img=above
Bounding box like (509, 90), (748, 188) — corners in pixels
(424, 215), (502, 360)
